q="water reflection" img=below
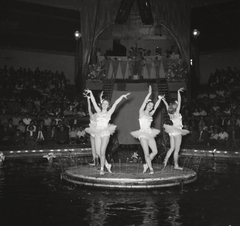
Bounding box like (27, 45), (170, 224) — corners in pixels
(0, 157), (240, 225)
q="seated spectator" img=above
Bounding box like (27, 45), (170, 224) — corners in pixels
(8, 118), (16, 137)
(183, 125), (198, 145)
(219, 116), (228, 129)
(70, 114), (83, 127)
(22, 113), (32, 126)
(12, 112), (22, 128)
(12, 129), (25, 146)
(26, 120), (37, 132)
(69, 126), (77, 144)
(76, 126), (87, 144)
(198, 116), (206, 127)
(209, 91), (217, 100)
(62, 117), (71, 132)
(0, 122), (12, 146)
(56, 126), (69, 145)
(206, 114), (220, 129)
(196, 125), (210, 146)
(199, 107), (207, 116)
(25, 125), (37, 146)
(192, 108), (201, 117)
(54, 114), (62, 125)
(217, 127), (229, 147)
(17, 120), (26, 135)
(77, 107), (86, 117)
(36, 124), (46, 145)
(46, 125), (57, 145)
(223, 107), (231, 116)
(208, 128), (219, 146)
(43, 114), (52, 129)
(212, 102), (220, 113)
(33, 97), (41, 112)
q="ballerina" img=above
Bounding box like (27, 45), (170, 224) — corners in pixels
(84, 91), (103, 166)
(130, 85), (164, 174)
(84, 88), (130, 175)
(162, 87), (190, 170)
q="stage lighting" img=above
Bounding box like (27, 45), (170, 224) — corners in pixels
(74, 31), (82, 40)
(193, 29), (200, 39)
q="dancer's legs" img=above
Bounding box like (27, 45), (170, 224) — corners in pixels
(94, 136), (102, 172)
(90, 135), (98, 164)
(163, 135), (175, 168)
(140, 138), (153, 173)
(100, 136), (111, 173)
(173, 135), (183, 170)
(148, 139), (158, 161)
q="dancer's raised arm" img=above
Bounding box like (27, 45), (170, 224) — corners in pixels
(139, 85), (152, 114)
(99, 91), (103, 103)
(176, 87), (184, 113)
(161, 96), (169, 110)
(150, 94), (165, 115)
(85, 95), (93, 117)
(84, 89), (101, 113)
(108, 93), (130, 115)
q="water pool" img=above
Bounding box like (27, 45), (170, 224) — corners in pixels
(0, 156), (240, 226)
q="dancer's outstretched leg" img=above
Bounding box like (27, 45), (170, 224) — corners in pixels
(173, 135), (183, 170)
(140, 138), (153, 174)
(163, 136), (175, 169)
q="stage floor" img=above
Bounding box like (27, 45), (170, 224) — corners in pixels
(62, 163), (197, 190)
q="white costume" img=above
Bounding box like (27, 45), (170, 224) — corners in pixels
(163, 112), (189, 136)
(85, 112), (116, 138)
(131, 115), (160, 140)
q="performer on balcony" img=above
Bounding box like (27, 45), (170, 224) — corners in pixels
(162, 88), (190, 170)
(131, 85), (164, 174)
(84, 89), (130, 175)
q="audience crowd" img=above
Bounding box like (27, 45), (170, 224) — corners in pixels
(182, 66), (240, 149)
(0, 65), (90, 147)
(1, 65), (240, 150)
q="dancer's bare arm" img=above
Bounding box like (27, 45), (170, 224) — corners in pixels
(84, 89), (101, 113)
(139, 85), (152, 114)
(161, 97), (169, 110)
(176, 87), (184, 113)
(108, 93), (130, 116)
(151, 95), (164, 115)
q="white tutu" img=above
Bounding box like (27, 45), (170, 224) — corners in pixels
(131, 128), (160, 140)
(85, 123), (116, 138)
(163, 124), (189, 136)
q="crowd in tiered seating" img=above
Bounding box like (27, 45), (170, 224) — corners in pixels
(0, 65), (90, 147)
(1, 65), (240, 150)
(182, 66), (240, 149)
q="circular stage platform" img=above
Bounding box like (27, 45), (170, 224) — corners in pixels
(62, 163), (197, 190)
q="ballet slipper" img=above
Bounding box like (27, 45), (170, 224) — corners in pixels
(174, 165), (183, 170)
(100, 168), (104, 175)
(162, 158), (168, 169)
(149, 168), (154, 175)
(106, 164), (112, 173)
(143, 164), (148, 173)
